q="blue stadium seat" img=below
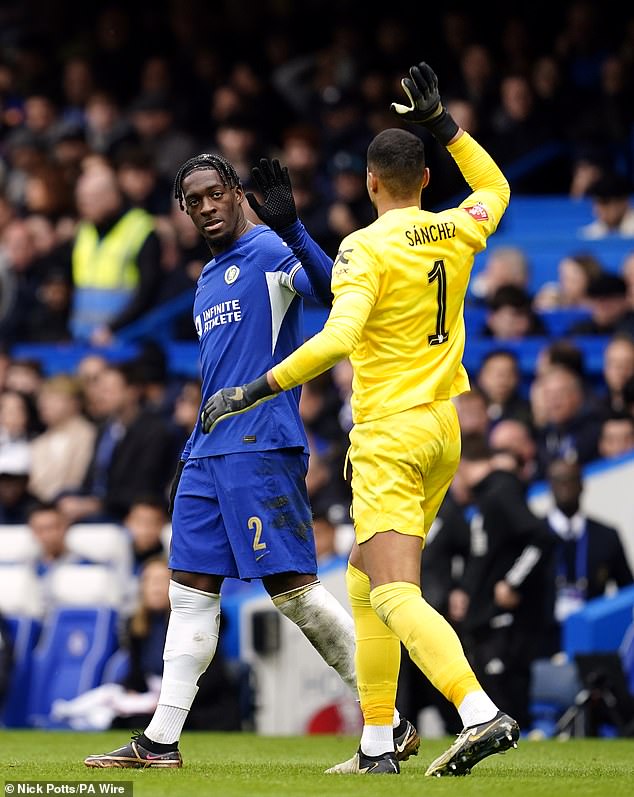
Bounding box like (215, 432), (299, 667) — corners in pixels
(1, 616), (42, 728)
(529, 657), (582, 738)
(27, 606), (119, 728)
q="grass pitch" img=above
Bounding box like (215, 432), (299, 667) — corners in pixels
(2, 730), (633, 797)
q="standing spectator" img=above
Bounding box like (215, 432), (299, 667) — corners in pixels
(545, 459), (633, 638)
(535, 364), (603, 472)
(69, 164), (162, 346)
(28, 375), (97, 502)
(449, 434), (555, 729)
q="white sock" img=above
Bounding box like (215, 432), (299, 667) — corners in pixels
(145, 581), (220, 744)
(457, 691), (499, 728)
(360, 724), (394, 756)
(393, 708), (401, 728)
(273, 580), (357, 698)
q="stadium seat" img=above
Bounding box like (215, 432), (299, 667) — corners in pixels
(529, 657), (582, 737)
(0, 525), (41, 564)
(1, 616), (42, 727)
(48, 563), (124, 609)
(101, 648), (130, 685)
(0, 564), (44, 618)
(65, 523), (133, 585)
(27, 606), (119, 727)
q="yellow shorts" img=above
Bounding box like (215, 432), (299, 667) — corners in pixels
(348, 399), (461, 544)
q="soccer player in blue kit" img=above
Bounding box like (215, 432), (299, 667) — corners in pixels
(85, 154), (419, 768)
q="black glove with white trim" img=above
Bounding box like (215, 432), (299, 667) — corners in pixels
(201, 375), (275, 434)
(391, 62), (459, 146)
(246, 158), (298, 231)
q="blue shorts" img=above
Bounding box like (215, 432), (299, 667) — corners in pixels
(169, 450), (317, 580)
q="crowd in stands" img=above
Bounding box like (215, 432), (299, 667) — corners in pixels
(1, 0), (634, 733)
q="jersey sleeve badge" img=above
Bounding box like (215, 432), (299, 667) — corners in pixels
(463, 203), (489, 222)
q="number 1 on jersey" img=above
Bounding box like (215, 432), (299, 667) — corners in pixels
(428, 259), (449, 345)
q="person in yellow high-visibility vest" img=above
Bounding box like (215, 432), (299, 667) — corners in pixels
(70, 164), (161, 345)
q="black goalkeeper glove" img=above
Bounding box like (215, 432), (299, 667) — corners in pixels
(168, 459), (185, 516)
(246, 158), (298, 231)
(391, 62), (459, 146)
(200, 374), (275, 435)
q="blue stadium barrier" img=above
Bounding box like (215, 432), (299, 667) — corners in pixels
(1, 616), (42, 728)
(563, 585), (634, 659)
(27, 607), (119, 728)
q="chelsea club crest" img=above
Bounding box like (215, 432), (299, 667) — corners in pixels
(224, 265), (240, 284)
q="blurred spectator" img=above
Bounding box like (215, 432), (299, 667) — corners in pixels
(579, 173), (634, 239)
(56, 361), (175, 524)
(83, 90), (136, 158)
(113, 144), (172, 217)
(123, 496), (169, 574)
(326, 150), (375, 241)
(312, 510), (346, 568)
(331, 357), (353, 434)
(545, 459), (633, 634)
(598, 412), (634, 459)
(3, 359), (44, 398)
(483, 285), (546, 340)
(29, 500), (94, 583)
(568, 273), (634, 337)
(488, 418), (540, 483)
(598, 333), (634, 415)
(0, 388), (38, 448)
(488, 73), (557, 187)
(448, 433), (555, 729)
(476, 349), (532, 426)
(534, 365), (603, 472)
(0, 440), (35, 523)
(453, 388), (490, 437)
(29, 375), (97, 502)
(126, 91), (198, 184)
(69, 164), (162, 345)
(533, 251), (603, 311)
(535, 338), (586, 382)
(621, 251), (634, 310)
(76, 353), (109, 422)
(170, 378), (202, 455)
(470, 245), (530, 305)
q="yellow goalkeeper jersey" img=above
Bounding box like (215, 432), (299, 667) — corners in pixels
(272, 131), (510, 424)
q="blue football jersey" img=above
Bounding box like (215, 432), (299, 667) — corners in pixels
(185, 225), (313, 457)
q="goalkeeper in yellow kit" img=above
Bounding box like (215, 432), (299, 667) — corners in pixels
(201, 62), (520, 776)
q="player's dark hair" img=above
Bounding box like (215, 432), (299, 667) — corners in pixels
(173, 153), (241, 210)
(367, 128), (425, 199)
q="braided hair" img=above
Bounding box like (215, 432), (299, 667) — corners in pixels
(173, 153), (242, 211)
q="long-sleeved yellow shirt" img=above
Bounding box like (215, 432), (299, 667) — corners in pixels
(272, 132), (510, 424)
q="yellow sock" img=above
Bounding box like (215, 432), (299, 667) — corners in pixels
(370, 581), (481, 707)
(346, 563), (400, 725)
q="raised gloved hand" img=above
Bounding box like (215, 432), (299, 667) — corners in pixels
(200, 374), (275, 434)
(246, 158), (298, 231)
(391, 62), (459, 146)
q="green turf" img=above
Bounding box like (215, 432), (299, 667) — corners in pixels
(1, 731), (633, 797)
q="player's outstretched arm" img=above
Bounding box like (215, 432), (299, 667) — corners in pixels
(246, 157), (333, 306)
(391, 62), (460, 146)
